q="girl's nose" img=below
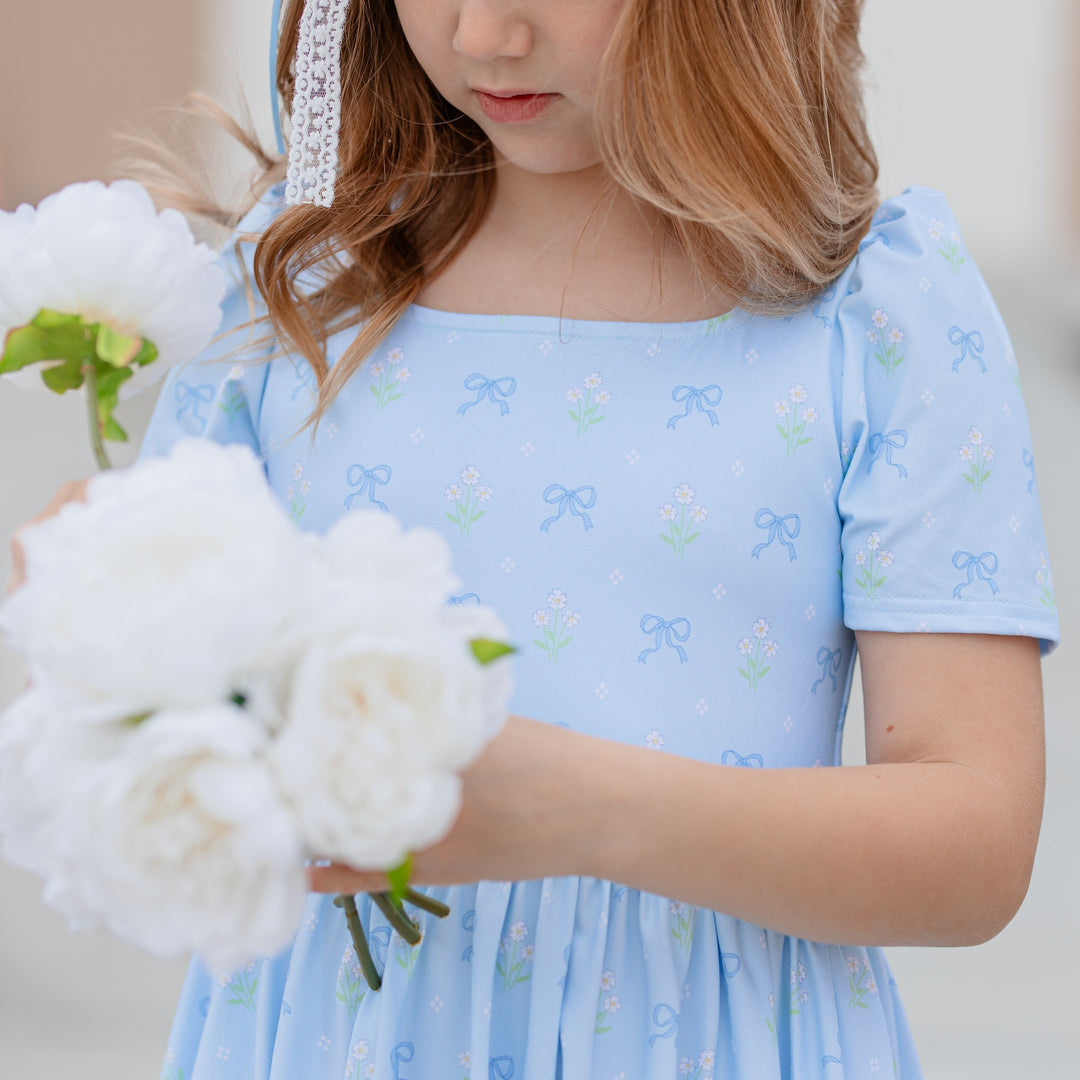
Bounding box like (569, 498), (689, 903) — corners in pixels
(453, 1), (533, 61)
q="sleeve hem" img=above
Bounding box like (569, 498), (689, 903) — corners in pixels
(843, 596), (1060, 656)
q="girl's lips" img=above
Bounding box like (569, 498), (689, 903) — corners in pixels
(474, 90), (560, 123)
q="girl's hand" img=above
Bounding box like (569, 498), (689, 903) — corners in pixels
(7, 479), (89, 593)
(306, 714), (588, 895)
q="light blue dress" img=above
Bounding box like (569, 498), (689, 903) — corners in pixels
(144, 185), (1059, 1080)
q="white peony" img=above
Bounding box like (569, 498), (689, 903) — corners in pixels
(271, 614), (512, 869)
(0, 179), (225, 399)
(0, 439), (304, 709)
(72, 703), (307, 972)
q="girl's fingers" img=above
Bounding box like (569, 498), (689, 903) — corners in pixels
(7, 479), (89, 593)
(306, 864), (392, 895)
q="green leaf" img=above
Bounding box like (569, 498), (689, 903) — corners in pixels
(568, 408), (580, 422)
(471, 638), (516, 665)
(386, 855), (412, 905)
(122, 711), (154, 728)
(660, 533), (675, 546)
(1, 310), (88, 376)
(684, 531), (700, 543)
(38, 355), (87, 394)
(776, 424), (789, 438)
(468, 510), (485, 523)
(532, 638), (547, 649)
(95, 324), (144, 368)
(560, 635), (573, 648)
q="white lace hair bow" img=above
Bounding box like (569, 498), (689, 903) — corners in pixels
(285, 0), (352, 207)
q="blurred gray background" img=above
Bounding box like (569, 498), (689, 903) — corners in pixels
(1, 1), (1078, 1077)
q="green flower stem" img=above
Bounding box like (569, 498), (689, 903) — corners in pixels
(371, 891), (422, 945)
(82, 360), (112, 471)
(403, 887), (450, 919)
(334, 893), (382, 992)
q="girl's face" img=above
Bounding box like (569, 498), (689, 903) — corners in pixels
(393, 0), (627, 175)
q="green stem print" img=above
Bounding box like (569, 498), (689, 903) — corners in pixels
(595, 975), (621, 1035)
(219, 962), (258, 1011)
(567, 372), (611, 435)
(959, 426), (993, 496)
(532, 589), (579, 663)
(1036, 553), (1055, 609)
(160, 1064), (183, 1080)
(218, 368), (246, 418)
(336, 945), (367, 1020)
(773, 384), (818, 455)
(394, 917), (423, 981)
(445, 466), (492, 536)
(866, 309), (906, 376)
(495, 921), (534, 992)
(369, 346), (411, 411)
(852, 532), (893, 600)
(705, 313), (734, 334)
(658, 484), (708, 558)
(287, 461), (310, 522)
(846, 955), (878, 1009)
(737, 618), (777, 692)
(929, 219), (966, 273)
(767, 961), (809, 1043)
(670, 901), (695, 952)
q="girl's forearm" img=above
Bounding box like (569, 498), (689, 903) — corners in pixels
(553, 729), (1037, 947)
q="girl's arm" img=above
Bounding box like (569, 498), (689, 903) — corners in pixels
(310, 631), (1045, 948)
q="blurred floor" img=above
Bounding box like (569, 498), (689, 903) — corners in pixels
(0, 269), (1078, 1079)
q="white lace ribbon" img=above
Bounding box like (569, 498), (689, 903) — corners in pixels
(285, 0), (351, 207)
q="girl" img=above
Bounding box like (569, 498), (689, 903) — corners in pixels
(16, 1), (1059, 1077)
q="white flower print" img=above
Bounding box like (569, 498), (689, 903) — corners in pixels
(564, 610), (581, 628)
(886, 327), (905, 345)
(865, 329), (879, 345)
(764, 640), (778, 658)
(659, 504), (678, 522)
(854, 550), (867, 566)
(539, 339), (553, 354)
(968, 426), (983, 446)
(292, 462), (304, 482)
(444, 483), (463, 501)
(609, 569), (624, 585)
(370, 360), (387, 378)
(326, 421), (338, 439)
(673, 483), (695, 505)
(602, 995), (621, 1014)
(695, 697), (708, 716)
(713, 582), (727, 600)
(626, 449), (640, 464)
(699, 1050), (716, 1071)
(547, 589), (567, 610)
(459, 1051), (471, 1068)
(387, 347), (404, 365)
(960, 426), (992, 495)
(737, 637), (753, 655)
(475, 485), (493, 503)
(752, 617), (770, 639)
(745, 349), (758, 364)
(866, 531), (881, 551)
(681, 1059), (695, 1077)
(928, 219), (945, 241)
(318, 1035), (332, 1051)
(773, 399), (791, 418)
(731, 459), (745, 478)
(601, 969), (616, 992)
(566, 387), (583, 403)
(802, 406), (819, 425)
(460, 465), (481, 486)
(788, 384), (808, 404)
(583, 372), (603, 389)
(871, 308), (889, 329)
(595, 682), (609, 699)
(689, 505), (708, 524)
(878, 550), (894, 569)
(919, 276), (933, 293)
(446, 330), (459, 343)
(501, 556), (515, 572)
(532, 610), (551, 628)
(394, 365), (412, 382)
(217, 1047), (230, 1062)
(510, 921), (528, 943)
(595, 389), (612, 405)
(430, 995), (444, 1012)
(959, 445), (974, 462)
(921, 389), (934, 406)
(644, 730), (664, 751)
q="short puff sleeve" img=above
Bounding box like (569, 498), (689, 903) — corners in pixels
(835, 187), (1059, 653)
(137, 185), (287, 463)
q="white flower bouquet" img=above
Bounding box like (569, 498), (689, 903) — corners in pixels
(0, 179), (226, 469)
(0, 438), (514, 981)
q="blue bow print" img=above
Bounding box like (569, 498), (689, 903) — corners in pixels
(540, 483), (597, 532)
(811, 646), (843, 694)
(638, 615), (691, 664)
(952, 550), (999, 598)
(448, 593), (481, 606)
(722, 952), (742, 978)
(866, 430), (909, 478)
(822, 1056), (844, 1069)
(612, 886), (629, 903)
(1023, 448), (1037, 494)
(949, 326), (986, 373)
(557, 943), (572, 990)
(368, 925), (391, 966)
(457, 373), (517, 416)
(751, 508), (801, 561)
(391, 1042), (414, 1080)
(344, 464), (392, 512)
(489, 1057), (515, 1080)
(721, 750), (764, 768)
(174, 381), (213, 429)
(290, 361), (317, 402)
(813, 286), (838, 330)
(460, 908), (476, 961)
(667, 385), (722, 429)
(648, 1003), (679, 1047)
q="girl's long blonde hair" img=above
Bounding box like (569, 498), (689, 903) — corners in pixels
(183, 0), (877, 427)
